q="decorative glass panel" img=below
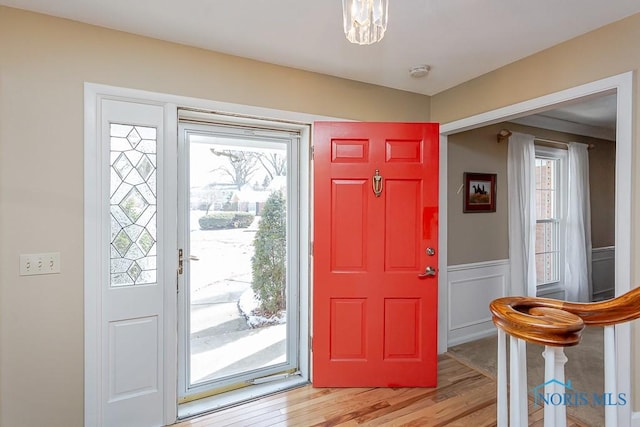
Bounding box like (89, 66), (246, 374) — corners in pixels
(110, 124), (157, 287)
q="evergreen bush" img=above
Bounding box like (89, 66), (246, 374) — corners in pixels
(251, 191), (286, 316)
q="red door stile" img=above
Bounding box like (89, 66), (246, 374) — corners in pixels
(313, 122), (439, 387)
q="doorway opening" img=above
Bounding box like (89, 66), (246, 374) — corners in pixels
(439, 72), (633, 424)
(177, 112), (309, 416)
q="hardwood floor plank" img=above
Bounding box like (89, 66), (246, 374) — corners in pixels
(338, 388), (444, 425)
(173, 355), (587, 427)
(366, 381), (496, 426)
(444, 401), (498, 427)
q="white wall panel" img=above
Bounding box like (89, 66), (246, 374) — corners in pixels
(447, 260), (509, 346)
(592, 246), (615, 301)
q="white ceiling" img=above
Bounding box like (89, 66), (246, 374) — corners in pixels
(2, 0), (640, 96)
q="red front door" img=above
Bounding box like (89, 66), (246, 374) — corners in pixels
(312, 122), (439, 387)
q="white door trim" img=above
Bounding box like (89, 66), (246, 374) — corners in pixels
(84, 82), (101, 426)
(438, 71), (634, 424)
(85, 82), (343, 425)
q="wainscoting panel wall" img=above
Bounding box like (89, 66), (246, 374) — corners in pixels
(447, 260), (509, 347)
(592, 246), (615, 301)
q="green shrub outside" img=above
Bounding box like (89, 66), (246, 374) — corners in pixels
(251, 191), (286, 316)
(233, 212), (255, 228)
(199, 211), (255, 230)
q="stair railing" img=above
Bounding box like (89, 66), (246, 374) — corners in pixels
(490, 287), (640, 427)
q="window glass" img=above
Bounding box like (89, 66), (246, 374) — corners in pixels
(535, 155), (561, 287)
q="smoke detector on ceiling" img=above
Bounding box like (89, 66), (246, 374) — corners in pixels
(409, 65), (431, 78)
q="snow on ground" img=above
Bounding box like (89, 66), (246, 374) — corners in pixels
(238, 288), (286, 328)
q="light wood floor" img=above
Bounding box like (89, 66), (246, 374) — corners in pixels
(175, 355), (586, 427)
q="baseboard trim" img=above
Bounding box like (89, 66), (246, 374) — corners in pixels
(632, 411), (640, 426)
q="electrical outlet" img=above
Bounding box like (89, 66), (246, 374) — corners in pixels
(19, 252), (61, 276)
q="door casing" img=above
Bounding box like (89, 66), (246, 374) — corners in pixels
(438, 71), (634, 423)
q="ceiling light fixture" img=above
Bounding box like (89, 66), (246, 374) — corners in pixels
(342, 0), (389, 45)
(409, 65), (431, 78)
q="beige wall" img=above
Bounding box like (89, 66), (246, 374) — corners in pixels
(447, 123), (615, 265)
(588, 138), (616, 248)
(447, 124), (509, 264)
(434, 11), (640, 410)
(0, 7), (431, 427)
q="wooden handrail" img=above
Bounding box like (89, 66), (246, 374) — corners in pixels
(490, 287), (640, 346)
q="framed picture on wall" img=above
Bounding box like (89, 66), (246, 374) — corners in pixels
(463, 172), (497, 213)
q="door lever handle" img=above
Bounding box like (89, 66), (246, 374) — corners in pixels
(188, 255), (199, 261)
(418, 266), (437, 278)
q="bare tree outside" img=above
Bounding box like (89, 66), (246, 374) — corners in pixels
(256, 153), (286, 180)
(210, 149), (260, 190)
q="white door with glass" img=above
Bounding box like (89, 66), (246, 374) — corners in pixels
(177, 116), (302, 406)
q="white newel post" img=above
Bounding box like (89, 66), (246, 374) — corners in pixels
(542, 346), (568, 427)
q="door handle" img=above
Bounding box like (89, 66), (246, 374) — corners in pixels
(418, 266), (437, 278)
(178, 250), (199, 275)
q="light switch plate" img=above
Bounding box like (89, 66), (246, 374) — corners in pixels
(19, 252), (61, 276)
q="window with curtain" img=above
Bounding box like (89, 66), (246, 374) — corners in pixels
(534, 146), (567, 294)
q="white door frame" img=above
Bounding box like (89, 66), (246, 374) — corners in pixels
(437, 71), (634, 424)
(85, 82), (347, 425)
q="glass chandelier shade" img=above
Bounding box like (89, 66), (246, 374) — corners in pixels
(342, 0), (389, 45)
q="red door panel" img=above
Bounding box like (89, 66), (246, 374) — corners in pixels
(331, 179), (368, 271)
(313, 122), (439, 387)
(385, 179), (421, 271)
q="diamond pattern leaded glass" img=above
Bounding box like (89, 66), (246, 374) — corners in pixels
(110, 124), (157, 287)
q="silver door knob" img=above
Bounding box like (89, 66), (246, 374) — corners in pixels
(418, 266), (437, 277)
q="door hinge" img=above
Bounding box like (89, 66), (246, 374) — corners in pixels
(310, 146), (314, 160)
(310, 241), (313, 256)
(309, 336), (313, 351)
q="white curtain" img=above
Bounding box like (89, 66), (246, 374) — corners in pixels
(507, 132), (537, 296)
(565, 143), (592, 302)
